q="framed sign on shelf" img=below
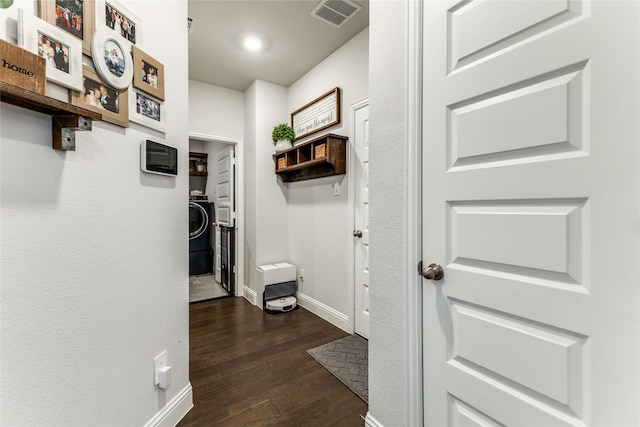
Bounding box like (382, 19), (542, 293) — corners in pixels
(291, 87), (340, 140)
(38, 0), (96, 56)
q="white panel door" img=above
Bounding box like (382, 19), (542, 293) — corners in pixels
(353, 101), (370, 338)
(215, 146), (235, 227)
(215, 145), (235, 283)
(422, 2), (640, 425)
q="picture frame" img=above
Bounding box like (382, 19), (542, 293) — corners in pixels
(38, 0), (96, 56)
(129, 88), (165, 133)
(132, 45), (165, 101)
(91, 26), (133, 90)
(70, 65), (129, 127)
(18, 8), (83, 92)
(96, 0), (139, 50)
(291, 87), (341, 140)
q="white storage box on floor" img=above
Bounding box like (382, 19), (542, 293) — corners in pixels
(257, 263), (296, 312)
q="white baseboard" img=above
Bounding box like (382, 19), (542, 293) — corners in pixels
(243, 286), (257, 305)
(144, 382), (193, 427)
(365, 413), (384, 427)
(296, 292), (349, 332)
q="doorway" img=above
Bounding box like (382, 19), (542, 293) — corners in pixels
(188, 132), (244, 302)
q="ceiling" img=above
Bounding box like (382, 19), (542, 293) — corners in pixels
(187, 0), (369, 92)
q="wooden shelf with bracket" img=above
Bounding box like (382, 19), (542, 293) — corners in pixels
(0, 82), (102, 151)
(189, 151), (208, 176)
(273, 133), (347, 182)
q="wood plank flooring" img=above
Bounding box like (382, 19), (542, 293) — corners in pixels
(178, 297), (368, 426)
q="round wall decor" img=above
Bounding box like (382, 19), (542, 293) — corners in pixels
(91, 27), (133, 90)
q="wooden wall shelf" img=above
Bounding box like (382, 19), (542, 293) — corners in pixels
(0, 82), (102, 151)
(189, 151), (208, 176)
(273, 133), (347, 182)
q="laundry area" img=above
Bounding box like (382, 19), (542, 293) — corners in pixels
(188, 138), (236, 302)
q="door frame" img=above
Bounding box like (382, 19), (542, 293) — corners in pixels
(405, 1), (424, 425)
(189, 132), (244, 298)
(348, 97), (370, 336)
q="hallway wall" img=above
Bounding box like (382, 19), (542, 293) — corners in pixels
(0, 1), (191, 425)
(287, 28), (369, 326)
(244, 80), (290, 301)
(188, 80), (244, 140)
(368, 1), (409, 425)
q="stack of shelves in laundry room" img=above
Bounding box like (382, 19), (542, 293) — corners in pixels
(273, 133), (347, 182)
(189, 152), (208, 195)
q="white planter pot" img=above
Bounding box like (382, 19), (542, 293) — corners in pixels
(274, 139), (292, 153)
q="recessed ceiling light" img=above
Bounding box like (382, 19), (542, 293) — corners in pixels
(242, 36), (263, 52)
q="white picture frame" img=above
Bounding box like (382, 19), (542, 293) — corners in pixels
(18, 8), (83, 92)
(91, 26), (133, 90)
(96, 0), (140, 51)
(129, 88), (166, 133)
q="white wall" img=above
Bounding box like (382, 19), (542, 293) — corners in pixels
(188, 80), (244, 140)
(286, 28), (369, 326)
(368, 1), (408, 425)
(0, 1), (191, 425)
(244, 80), (290, 304)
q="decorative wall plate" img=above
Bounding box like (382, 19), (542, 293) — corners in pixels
(91, 26), (132, 90)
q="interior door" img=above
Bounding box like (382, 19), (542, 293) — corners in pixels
(422, 1), (640, 425)
(216, 146), (235, 227)
(215, 145), (235, 283)
(353, 100), (370, 338)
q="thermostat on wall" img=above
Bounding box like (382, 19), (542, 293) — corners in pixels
(141, 139), (177, 176)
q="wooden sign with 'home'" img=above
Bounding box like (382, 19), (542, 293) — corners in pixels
(0, 39), (46, 94)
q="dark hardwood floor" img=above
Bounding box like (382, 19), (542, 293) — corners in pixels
(178, 297), (368, 426)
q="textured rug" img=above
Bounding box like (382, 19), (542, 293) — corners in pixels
(307, 334), (368, 403)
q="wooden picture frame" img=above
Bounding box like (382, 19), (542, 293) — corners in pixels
(18, 8), (83, 92)
(38, 0), (95, 56)
(291, 87), (341, 140)
(132, 45), (165, 101)
(91, 26), (133, 90)
(129, 88), (165, 133)
(96, 0), (139, 50)
(70, 65), (129, 127)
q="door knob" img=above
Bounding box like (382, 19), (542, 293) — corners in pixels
(353, 230), (363, 238)
(421, 263), (444, 281)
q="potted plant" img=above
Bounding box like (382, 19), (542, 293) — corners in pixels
(272, 123), (295, 152)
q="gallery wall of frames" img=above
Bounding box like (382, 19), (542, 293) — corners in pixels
(18, 0), (166, 132)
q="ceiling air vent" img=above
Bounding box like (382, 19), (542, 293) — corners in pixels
(311, 0), (361, 29)
(187, 16), (198, 34)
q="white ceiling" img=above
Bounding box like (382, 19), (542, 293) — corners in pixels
(187, 0), (369, 92)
